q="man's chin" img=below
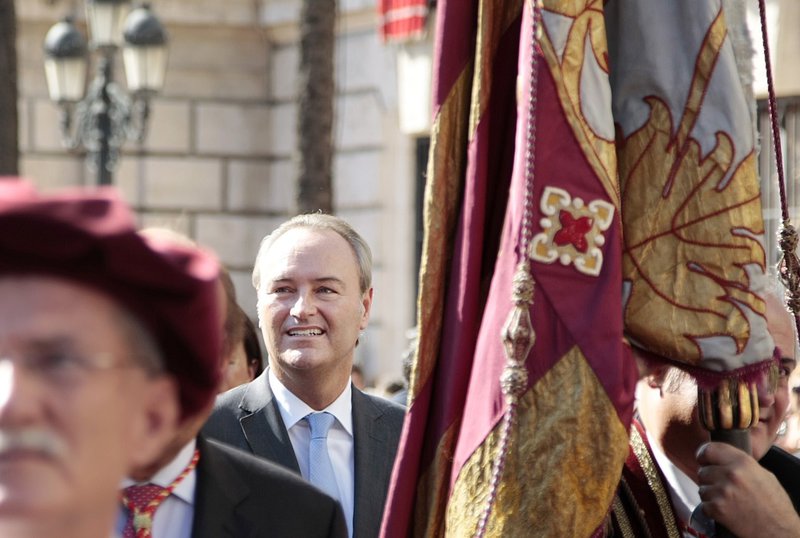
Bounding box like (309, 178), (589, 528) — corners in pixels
(0, 473), (67, 517)
(279, 349), (326, 370)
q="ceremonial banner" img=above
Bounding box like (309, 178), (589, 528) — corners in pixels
(606, 0), (774, 376)
(381, 1), (638, 536)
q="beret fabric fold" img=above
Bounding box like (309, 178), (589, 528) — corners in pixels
(0, 180), (221, 418)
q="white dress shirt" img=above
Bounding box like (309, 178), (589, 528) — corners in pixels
(117, 439), (197, 538)
(647, 432), (699, 538)
(269, 369), (355, 537)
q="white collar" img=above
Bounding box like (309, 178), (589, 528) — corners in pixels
(647, 431), (699, 526)
(121, 438), (197, 505)
(268, 368), (353, 436)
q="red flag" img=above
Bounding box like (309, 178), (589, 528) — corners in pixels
(381, 1), (638, 535)
(378, 0), (429, 43)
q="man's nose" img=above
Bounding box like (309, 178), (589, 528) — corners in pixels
(289, 292), (317, 319)
(0, 359), (41, 426)
(756, 370), (776, 409)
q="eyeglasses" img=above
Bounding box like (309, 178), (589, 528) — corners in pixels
(0, 346), (131, 386)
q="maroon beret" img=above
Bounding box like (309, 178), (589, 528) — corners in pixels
(0, 180), (221, 419)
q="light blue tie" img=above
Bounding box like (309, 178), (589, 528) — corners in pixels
(306, 412), (339, 502)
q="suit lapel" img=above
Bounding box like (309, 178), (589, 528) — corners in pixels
(191, 437), (253, 538)
(238, 370), (301, 472)
(351, 388), (389, 538)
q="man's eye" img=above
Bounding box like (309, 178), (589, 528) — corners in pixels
(272, 287), (292, 294)
(34, 351), (82, 373)
(318, 287), (335, 294)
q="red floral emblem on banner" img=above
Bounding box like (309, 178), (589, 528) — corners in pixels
(553, 211), (594, 253)
(530, 186), (614, 276)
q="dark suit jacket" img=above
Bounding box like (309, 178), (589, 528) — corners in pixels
(192, 436), (347, 538)
(202, 370), (406, 538)
(759, 445), (800, 514)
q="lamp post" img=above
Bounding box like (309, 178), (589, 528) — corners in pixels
(43, 1), (168, 185)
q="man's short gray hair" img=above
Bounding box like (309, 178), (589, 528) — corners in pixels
(252, 213), (373, 295)
(661, 365), (695, 393)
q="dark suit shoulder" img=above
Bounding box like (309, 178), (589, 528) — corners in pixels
(202, 381), (255, 448)
(359, 391), (405, 439)
(214, 381), (250, 413)
(194, 438), (347, 538)
(362, 391), (406, 415)
(359, 391), (406, 421)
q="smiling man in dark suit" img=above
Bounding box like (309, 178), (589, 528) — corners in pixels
(119, 229), (346, 538)
(204, 214), (405, 538)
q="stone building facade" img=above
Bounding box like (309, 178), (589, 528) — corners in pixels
(15, 0), (419, 386)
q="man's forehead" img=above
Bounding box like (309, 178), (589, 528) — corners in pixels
(766, 296), (796, 356)
(0, 276), (124, 339)
(770, 321), (797, 361)
(262, 228), (358, 274)
(270, 226), (346, 252)
(0, 275), (114, 306)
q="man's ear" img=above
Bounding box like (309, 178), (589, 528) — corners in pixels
(645, 363), (669, 389)
(127, 375), (180, 470)
(359, 288), (374, 331)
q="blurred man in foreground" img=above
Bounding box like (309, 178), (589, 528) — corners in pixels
(0, 182), (213, 538)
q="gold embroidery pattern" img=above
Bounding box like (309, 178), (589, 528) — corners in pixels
(629, 428), (681, 538)
(538, 0), (620, 207)
(446, 347), (629, 537)
(611, 494), (636, 538)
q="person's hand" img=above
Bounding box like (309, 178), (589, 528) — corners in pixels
(695, 441), (800, 538)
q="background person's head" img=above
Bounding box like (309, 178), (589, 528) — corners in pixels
(140, 227), (245, 387)
(242, 314), (265, 379)
(219, 309), (263, 393)
(636, 291), (797, 481)
(218, 267), (245, 371)
(135, 229), (246, 477)
(252, 214), (373, 408)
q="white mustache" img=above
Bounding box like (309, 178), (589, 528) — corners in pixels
(0, 429), (68, 460)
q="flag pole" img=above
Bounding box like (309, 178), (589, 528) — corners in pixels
(698, 379), (758, 538)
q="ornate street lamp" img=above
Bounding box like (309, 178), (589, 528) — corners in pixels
(43, 2), (168, 185)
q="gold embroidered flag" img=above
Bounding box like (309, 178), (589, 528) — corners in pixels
(607, 0), (774, 376)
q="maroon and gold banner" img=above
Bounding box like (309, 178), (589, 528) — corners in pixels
(381, 0), (771, 536)
(381, 1), (638, 536)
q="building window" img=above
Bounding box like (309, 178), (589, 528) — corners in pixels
(758, 97), (800, 266)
